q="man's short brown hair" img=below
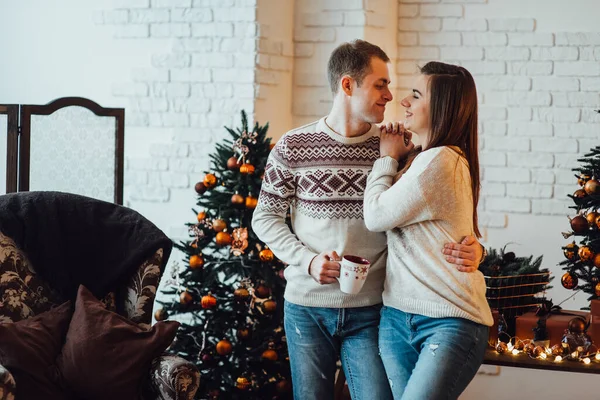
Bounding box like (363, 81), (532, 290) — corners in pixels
(327, 39), (390, 94)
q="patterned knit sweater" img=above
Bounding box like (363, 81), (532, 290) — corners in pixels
(364, 147), (493, 326)
(251, 118), (387, 308)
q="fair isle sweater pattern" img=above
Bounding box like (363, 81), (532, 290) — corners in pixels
(259, 131), (380, 220)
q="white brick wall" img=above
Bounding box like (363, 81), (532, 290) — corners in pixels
(99, 0), (261, 239)
(394, 0), (600, 226)
(97, 0), (600, 239)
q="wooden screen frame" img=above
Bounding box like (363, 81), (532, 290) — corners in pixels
(0, 104), (19, 193)
(18, 97), (125, 204)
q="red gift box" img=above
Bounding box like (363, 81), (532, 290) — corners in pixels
(489, 310), (500, 346)
(515, 309), (589, 346)
(589, 300), (600, 344)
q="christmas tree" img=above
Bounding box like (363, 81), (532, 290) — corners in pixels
(559, 143), (600, 308)
(156, 111), (292, 399)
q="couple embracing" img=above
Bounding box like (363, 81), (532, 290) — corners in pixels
(252, 39), (493, 400)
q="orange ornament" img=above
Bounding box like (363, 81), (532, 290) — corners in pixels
(276, 379), (291, 394)
(212, 219), (227, 232)
(180, 291), (193, 305)
(216, 339), (233, 356)
(236, 377), (250, 390)
(203, 173), (217, 189)
(234, 287), (250, 300)
(197, 211), (206, 222)
(154, 308), (168, 321)
(259, 248), (274, 262)
(189, 255), (204, 269)
(263, 299), (277, 313)
(578, 246), (594, 263)
(239, 162), (255, 175)
(237, 327), (251, 340)
(262, 349), (278, 361)
(587, 212), (600, 227)
(216, 231), (232, 246)
(245, 195), (258, 209)
(201, 294), (217, 309)
(594, 253), (600, 268)
(231, 193), (245, 206)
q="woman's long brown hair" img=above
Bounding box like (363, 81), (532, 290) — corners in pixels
(420, 61), (481, 238)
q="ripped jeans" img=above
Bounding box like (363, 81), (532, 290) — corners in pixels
(284, 301), (392, 400)
(378, 306), (488, 400)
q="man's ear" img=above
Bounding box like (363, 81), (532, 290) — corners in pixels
(341, 76), (353, 95)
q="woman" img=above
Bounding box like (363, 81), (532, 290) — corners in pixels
(364, 61), (493, 400)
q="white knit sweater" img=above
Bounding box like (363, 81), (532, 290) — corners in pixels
(252, 118), (387, 308)
(364, 146), (493, 326)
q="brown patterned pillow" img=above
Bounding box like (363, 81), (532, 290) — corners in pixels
(0, 233), (62, 323)
(118, 248), (163, 326)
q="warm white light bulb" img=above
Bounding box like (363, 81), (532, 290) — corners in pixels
(512, 349), (519, 355)
(584, 357), (591, 364)
(595, 353), (600, 361)
(555, 356), (563, 362)
(540, 353), (547, 360)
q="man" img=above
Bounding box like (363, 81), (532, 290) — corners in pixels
(252, 40), (483, 400)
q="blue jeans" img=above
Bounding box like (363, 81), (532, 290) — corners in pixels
(284, 301), (392, 400)
(379, 306), (488, 400)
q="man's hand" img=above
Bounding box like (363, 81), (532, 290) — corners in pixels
(442, 235), (483, 273)
(309, 251), (341, 284)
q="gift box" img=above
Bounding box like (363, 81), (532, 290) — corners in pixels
(589, 300), (600, 344)
(515, 309), (589, 346)
(488, 310), (500, 346)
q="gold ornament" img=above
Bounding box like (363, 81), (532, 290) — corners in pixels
(216, 231), (232, 247)
(259, 248), (274, 262)
(227, 156), (240, 171)
(203, 173), (217, 189)
(263, 299), (277, 313)
(578, 174), (591, 186)
(197, 211), (206, 222)
(584, 179), (600, 196)
(578, 246), (594, 263)
(594, 253), (600, 268)
(236, 377), (250, 390)
(596, 215), (600, 230)
(201, 294), (217, 309)
(563, 242), (579, 261)
(212, 219), (227, 232)
(262, 349), (278, 361)
(180, 291), (193, 305)
(513, 340), (524, 351)
(239, 162), (255, 175)
(234, 287), (250, 300)
(231, 193), (245, 206)
(496, 342), (508, 354)
(230, 227), (249, 256)
(533, 345), (544, 358)
(596, 282), (600, 296)
(551, 344), (563, 356)
(216, 339), (233, 356)
(587, 212), (600, 228)
(561, 272), (578, 290)
(154, 308), (168, 321)
(189, 255), (204, 269)
(245, 195), (258, 209)
(524, 343), (535, 355)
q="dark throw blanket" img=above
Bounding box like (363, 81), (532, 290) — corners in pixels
(0, 191), (173, 300)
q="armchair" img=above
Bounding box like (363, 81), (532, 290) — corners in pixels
(0, 191), (199, 400)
